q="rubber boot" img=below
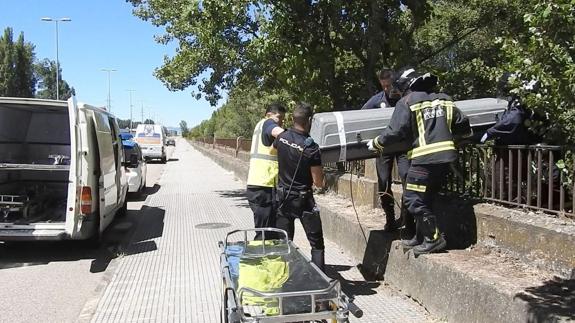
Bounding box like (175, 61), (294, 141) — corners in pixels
(311, 248), (325, 272)
(413, 215), (446, 255)
(401, 213), (422, 248)
(382, 206), (397, 232)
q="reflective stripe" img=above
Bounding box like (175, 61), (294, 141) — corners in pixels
(416, 111), (426, 147)
(410, 99), (455, 112)
(446, 105), (453, 133)
(250, 153), (277, 161)
(333, 112), (347, 162)
(407, 140), (455, 159)
(406, 183), (427, 192)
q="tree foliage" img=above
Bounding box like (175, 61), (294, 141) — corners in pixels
(179, 120), (189, 137)
(35, 58), (75, 100)
(0, 27), (36, 97)
(189, 85), (291, 139)
(128, 0), (434, 110)
(500, 0), (575, 145)
(132, 0), (575, 146)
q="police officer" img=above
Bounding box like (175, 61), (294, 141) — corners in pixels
(246, 103), (286, 240)
(367, 68), (471, 255)
(361, 68), (400, 109)
(274, 102), (326, 271)
(361, 68), (410, 231)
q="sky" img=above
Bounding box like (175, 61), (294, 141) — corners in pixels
(0, 0), (221, 128)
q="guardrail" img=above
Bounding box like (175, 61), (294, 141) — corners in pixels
(446, 144), (574, 218)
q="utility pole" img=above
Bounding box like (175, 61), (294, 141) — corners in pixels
(140, 101), (145, 124)
(41, 17), (71, 100)
(101, 68), (117, 112)
(126, 89), (136, 130)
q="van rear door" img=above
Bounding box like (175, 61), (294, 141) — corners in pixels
(92, 111), (118, 226)
(66, 97), (81, 236)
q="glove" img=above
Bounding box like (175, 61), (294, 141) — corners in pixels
(367, 137), (383, 152)
(480, 133), (489, 144)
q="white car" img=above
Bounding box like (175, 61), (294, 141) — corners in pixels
(0, 97), (129, 243)
(122, 139), (147, 195)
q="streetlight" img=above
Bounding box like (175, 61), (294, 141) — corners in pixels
(41, 17), (71, 101)
(126, 89), (136, 130)
(101, 68), (117, 112)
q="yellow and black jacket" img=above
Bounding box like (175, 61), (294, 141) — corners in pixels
(374, 91), (471, 165)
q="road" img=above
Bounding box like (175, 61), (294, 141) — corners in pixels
(0, 148), (173, 323)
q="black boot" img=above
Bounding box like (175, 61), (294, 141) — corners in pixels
(311, 249), (325, 272)
(401, 215), (421, 248)
(413, 215), (446, 255)
(383, 206), (398, 232)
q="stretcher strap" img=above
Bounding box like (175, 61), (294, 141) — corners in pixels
(333, 112), (347, 162)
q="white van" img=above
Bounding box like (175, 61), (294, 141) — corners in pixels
(0, 97), (128, 242)
(134, 124), (167, 163)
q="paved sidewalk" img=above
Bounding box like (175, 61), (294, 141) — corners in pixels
(90, 140), (432, 322)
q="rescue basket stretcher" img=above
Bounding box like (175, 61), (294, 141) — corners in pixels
(219, 228), (363, 323)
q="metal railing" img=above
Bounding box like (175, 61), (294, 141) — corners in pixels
(323, 160), (366, 177)
(192, 138), (574, 218)
(192, 137), (252, 156)
(446, 144), (574, 218)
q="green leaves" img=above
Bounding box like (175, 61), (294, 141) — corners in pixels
(501, 0), (575, 145)
(0, 27), (36, 97)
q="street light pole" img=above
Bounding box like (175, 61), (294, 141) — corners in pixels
(126, 89), (136, 130)
(41, 17), (71, 100)
(101, 69), (117, 112)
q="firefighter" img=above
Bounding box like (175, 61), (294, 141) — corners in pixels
(246, 103), (286, 240)
(366, 68), (471, 255)
(274, 102), (326, 271)
(361, 68), (410, 231)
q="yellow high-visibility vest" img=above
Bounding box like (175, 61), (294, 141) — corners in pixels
(238, 255), (289, 316)
(247, 118), (279, 187)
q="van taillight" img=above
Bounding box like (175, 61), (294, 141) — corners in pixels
(81, 186), (92, 215)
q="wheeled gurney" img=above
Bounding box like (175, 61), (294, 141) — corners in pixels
(219, 228), (363, 323)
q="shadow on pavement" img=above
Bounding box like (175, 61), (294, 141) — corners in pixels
(128, 184), (161, 202)
(515, 276), (575, 321)
(215, 189), (250, 208)
(0, 212), (135, 273)
(168, 158), (179, 162)
(122, 205), (165, 256)
(326, 264), (380, 297)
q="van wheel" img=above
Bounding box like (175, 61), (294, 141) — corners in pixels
(117, 197), (128, 217)
(85, 214), (102, 248)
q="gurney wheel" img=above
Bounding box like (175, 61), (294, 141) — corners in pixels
(221, 280), (229, 323)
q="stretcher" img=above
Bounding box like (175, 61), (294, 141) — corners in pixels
(219, 228), (363, 323)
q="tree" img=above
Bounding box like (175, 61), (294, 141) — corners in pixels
(35, 58), (75, 100)
(128, 0), (432, 110)
(500, 0), (575, 146)
(0, 27), (36, 97)
(179, 120), (189, 137)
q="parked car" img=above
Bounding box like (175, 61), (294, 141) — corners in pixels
(134, 124), (167, 163)
(166, 138), (176, 146)
(122, 139), (147, 195)
(0, 97), (129, 243)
